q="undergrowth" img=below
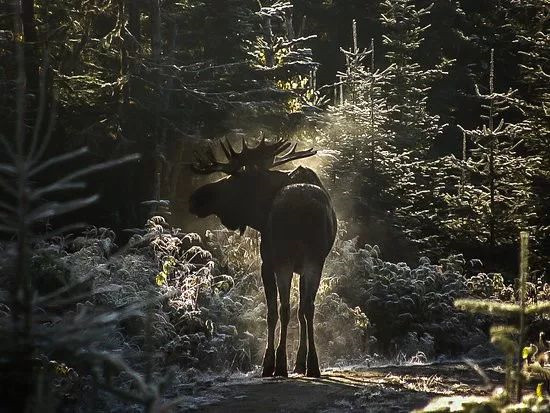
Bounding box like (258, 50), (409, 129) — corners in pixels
(324, 236), (496, 358)
(417, 232), (550, 412)
(3, 216), (548, 411)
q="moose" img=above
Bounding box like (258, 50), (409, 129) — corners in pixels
(189, 137), (337, 377)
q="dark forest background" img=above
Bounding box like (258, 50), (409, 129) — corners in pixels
(1, 0), (548, 277)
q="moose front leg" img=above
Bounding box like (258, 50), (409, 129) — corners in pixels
(274, 266), (293, 377)
(261, 261), (278, 377)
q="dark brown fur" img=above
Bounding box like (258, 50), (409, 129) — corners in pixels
(190, 162), (336, 377)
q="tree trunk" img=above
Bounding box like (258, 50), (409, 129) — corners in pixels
(21, 0), (38, 94)
(262, 16), (275, 68)
(150, 0), (163, 210)
(162, 22), (178, 201)
(488, 49), (496, 254)
(127, 0), (140, 99)
(128, 1), (141, 41)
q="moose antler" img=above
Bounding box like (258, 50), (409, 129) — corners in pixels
(272, 143), (317, 168)
(192, 137), (317, 175)
(192, 139), (243, 175)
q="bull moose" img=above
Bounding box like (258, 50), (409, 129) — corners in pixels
(189, 137), (337, 377)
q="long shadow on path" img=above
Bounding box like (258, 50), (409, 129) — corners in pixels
(187, 360), (503, 412)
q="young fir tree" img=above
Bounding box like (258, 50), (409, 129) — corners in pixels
(251, 1), (320, 116)
(315, 21), (398, 231)
(379, 0), (450, 155)
(377, 0), (452, 255)
(510, 0), (550, 267)
(455, 232), (550, 405)
(326, 21), (395, 173)
(444, 50), (541, 263)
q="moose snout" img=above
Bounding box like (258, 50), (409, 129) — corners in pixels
(189, 185), (217, 218)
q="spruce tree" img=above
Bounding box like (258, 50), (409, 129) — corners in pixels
(379, 0), (450, 155)
(377, 0), (451, 255)
(315, 21), (398, 232)
(511, 0), (550, 267)
(455, 231), (550, 404)
(444, 50), (540, 263)
(251, 1), (320, 116)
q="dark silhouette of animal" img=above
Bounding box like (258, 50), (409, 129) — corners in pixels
(189, 138), (337, 377)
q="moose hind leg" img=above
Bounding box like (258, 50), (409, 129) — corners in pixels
(304, 262), (322, 378)
(274, 266), (293, 377)
(261, 261), (278, 377)
(294, 275), (307, 374)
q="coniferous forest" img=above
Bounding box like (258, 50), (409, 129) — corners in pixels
(0, 0), (549, 412)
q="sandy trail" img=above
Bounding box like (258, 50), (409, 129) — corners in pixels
(182, 360), (503, 412)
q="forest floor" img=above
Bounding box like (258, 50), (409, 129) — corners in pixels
(179, 359), (503, 412)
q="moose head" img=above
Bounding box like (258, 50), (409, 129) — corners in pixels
(189, 137), (316, 233)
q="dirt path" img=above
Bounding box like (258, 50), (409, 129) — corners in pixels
(181, 360), (503, 412)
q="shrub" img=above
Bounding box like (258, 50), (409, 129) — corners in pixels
(324, 238), (494, 356)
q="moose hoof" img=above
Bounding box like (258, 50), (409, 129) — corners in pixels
(274, 365), (288, 377)
(262, 350), (275, 377)
(293, 364), (306, 375)
(306, 368), (321, 378)
(262, 360), (274, 377)
(262, 367), (274, 377)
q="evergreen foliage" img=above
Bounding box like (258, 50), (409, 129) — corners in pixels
(511, 0), (550, 268)
(325, 239), (497, 357)
(441, 50), (541, 263)
(442, 232), (550, 410)
(315, 20), (400, 239)
(379, 0), (450, 155)
(1, 0), (550, 409)
(1, 0), (548, 276)
(0, 7), (163, 409)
